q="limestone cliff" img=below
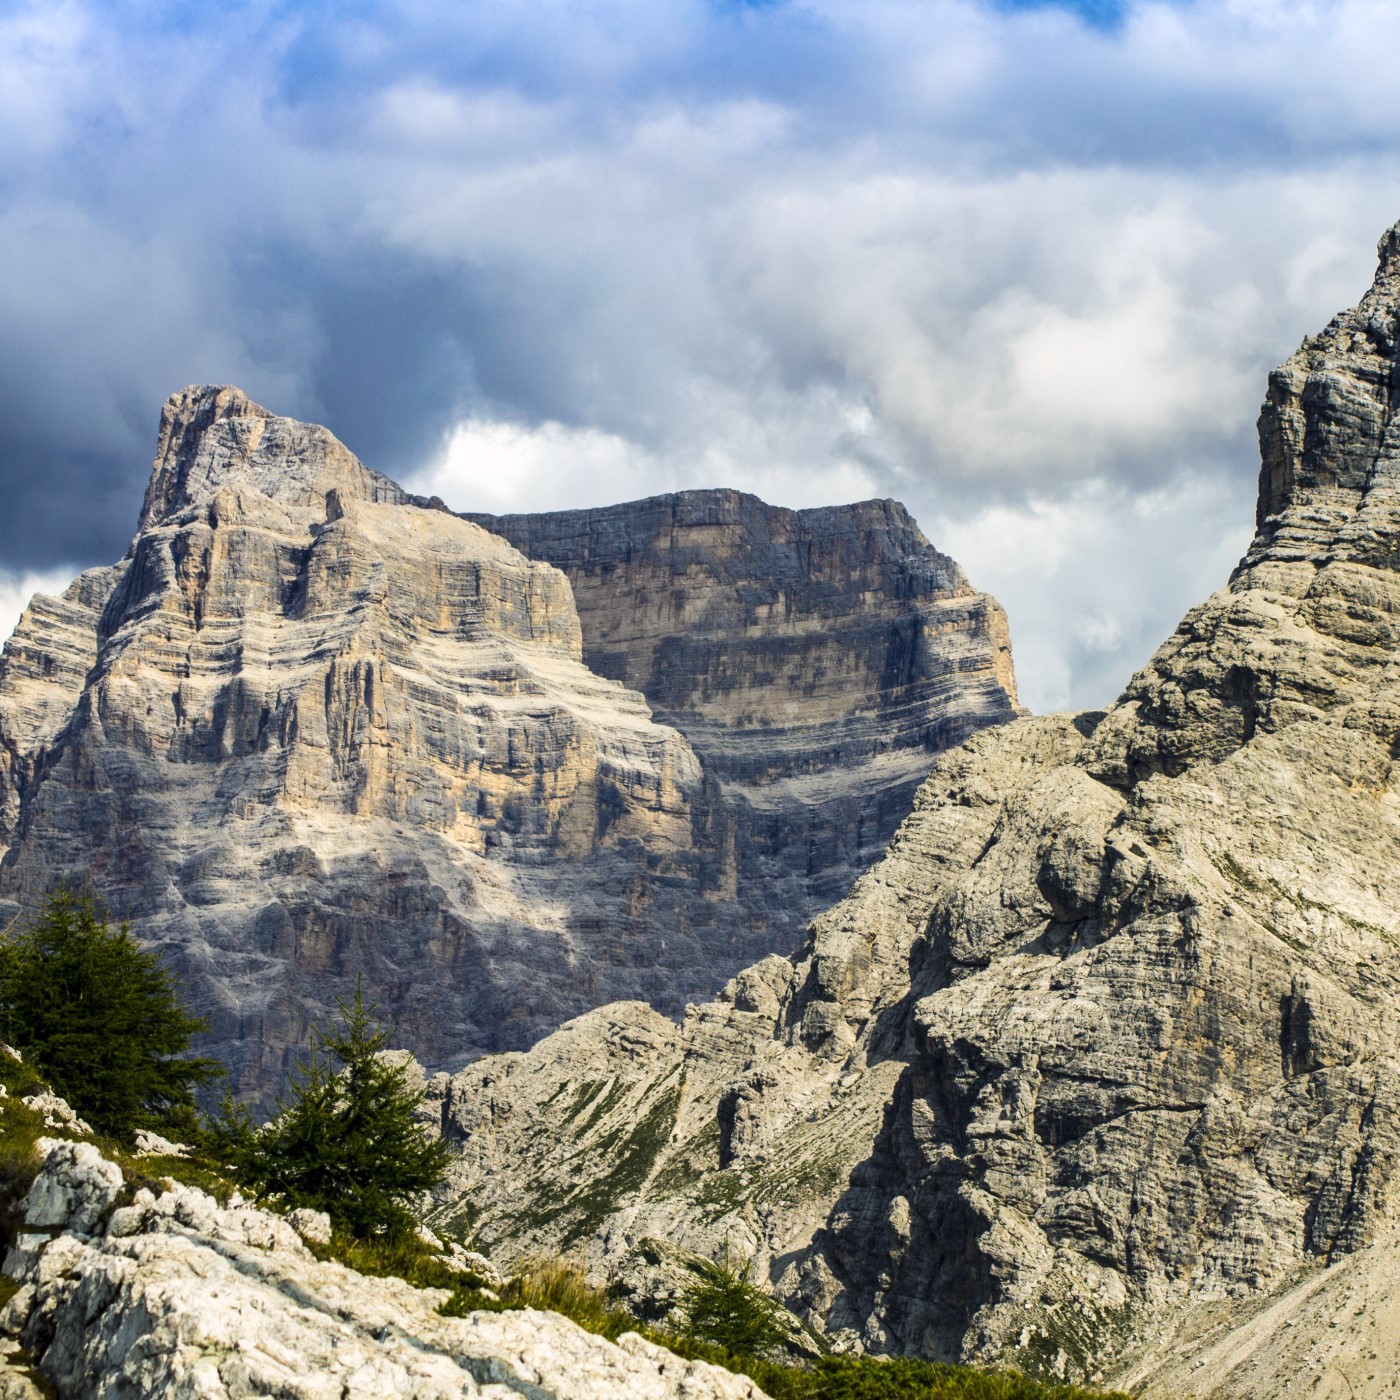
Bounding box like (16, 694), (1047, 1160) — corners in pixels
(0, 388), (1017, 1101)
(467, 493), (1021, 910)
(427, 223), (1400, 1392)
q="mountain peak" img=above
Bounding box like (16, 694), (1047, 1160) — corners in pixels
(1252, 224), (1400, 544)
(138, 385), (406, 533)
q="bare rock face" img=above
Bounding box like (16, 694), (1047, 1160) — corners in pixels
(0, 389), (1017, 1102)
(467, 492), (1021, 913)
(429, 223), (1400, 1391)
(0, 1138), (765, 1399)
(0, 388), (707, 1095)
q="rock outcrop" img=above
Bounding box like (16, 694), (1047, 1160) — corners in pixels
(0, 388), (1017, 1100)
(426, 224), (1400, 1391)
(468, 493), (1021, 910)
(0, 1137), (765, 1399)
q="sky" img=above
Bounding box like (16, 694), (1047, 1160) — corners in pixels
(3, 0), (1400, 712)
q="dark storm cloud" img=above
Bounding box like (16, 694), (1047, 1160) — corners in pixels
(4, 0), (1400, 708)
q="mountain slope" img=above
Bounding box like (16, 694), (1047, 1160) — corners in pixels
(467, 492), (1021, 911)
(426, 223), (1400, 1390)
(0, 388), (1019, 1101)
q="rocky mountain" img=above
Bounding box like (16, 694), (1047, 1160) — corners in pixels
(0, 1129), (762, 1398)
(424, 225), (1400, 1393)
(0, 387), (1018, 1100)
(467, 493), (1020, 911)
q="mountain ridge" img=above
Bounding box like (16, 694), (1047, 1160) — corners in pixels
(0, 387), (1019, 1102)
(423, 219), (1400, 1395)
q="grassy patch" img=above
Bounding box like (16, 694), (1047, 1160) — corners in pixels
(0, 1343), (57, 1399)
(435, 1258), (1130, 1400)
(559, 1078), (682, 1246)
(441, 1256), (635, 1335)
(503, 1075), (686, 1246)
(112, 1152), (239, 1204)
(651, 1118), (721, 1195)
(311, 1228), (493, 1292)
(0, 1055), (47, 1100)
(1007, 1300), (1134, 1389)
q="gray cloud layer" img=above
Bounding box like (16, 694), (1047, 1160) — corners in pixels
(3, 0), (1400, 709)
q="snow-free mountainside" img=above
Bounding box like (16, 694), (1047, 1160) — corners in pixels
(421, 225), (1400, 1397)
(7, 216), (1400, 1399)
(0, 389), (1019, 1103)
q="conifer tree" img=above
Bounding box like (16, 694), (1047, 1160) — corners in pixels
(213, 984), (449, 1238)
(0, 886), (220, 1138)
(680, 1251), (795, 1359)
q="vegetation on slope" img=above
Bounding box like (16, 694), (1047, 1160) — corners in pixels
(0, 889), (1130, 1400)
(438, 1257), (1131, 1400)
(0, 887), (220, 1139)
(206, 983), (450, 1238)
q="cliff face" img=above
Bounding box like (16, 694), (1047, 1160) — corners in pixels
(428, 224), (1400, 1391)
(467, 493), (1021, 910)
(0, 387), (713, 1095)
(0, 389), (1018, 1101)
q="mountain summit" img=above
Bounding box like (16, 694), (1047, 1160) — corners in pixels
(0, 388), (1018, 1098)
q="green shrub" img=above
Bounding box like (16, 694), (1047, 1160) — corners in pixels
(432, 1252), (1129, 1400)
(679, 1254), (796, 1359)
(208, 984), (449, 1239)
(0, 888), (220, 1139)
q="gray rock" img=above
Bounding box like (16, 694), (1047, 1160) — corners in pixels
(0, 387), (1018, 1105)
(429, 220), (1400, 1389)
(468, 491), (1022, 916)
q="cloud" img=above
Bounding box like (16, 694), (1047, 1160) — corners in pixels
(2, 0), (1400, 709)
(931, 474), (1256, 712)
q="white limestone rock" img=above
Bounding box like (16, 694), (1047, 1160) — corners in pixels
(19, 1140), (121, 1237)
(19, 1096), (90, 1136)
(14, 1229), (766, 1400)
(0, 1139), (765, 1399)
(131, 1129), (188, 1158)
(286, 1206), (333, 1246)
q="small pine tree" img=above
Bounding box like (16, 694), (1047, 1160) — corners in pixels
(680, 1251), (795, 1360)
(212, 984), (449, 1239)
(0, 886), (220, 1138)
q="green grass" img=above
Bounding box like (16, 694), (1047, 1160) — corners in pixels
(500, 1073), (686, 1246)
(112, 1152), (240, 1204)
(311, 1228), (495, 1293)
(436, 1257), (1131, 1400)
(441, 1256), (636, 1336)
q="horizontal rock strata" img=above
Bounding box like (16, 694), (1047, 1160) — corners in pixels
(428, 223), (1400, 1391)
(0, 389), (1018, 1101)
(468, 491), (1021, 912)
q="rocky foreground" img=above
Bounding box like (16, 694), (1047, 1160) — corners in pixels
(0, 387), (1017, 1101)
(423, 225), (1400, 1395)
(0, 1136), (762, 1399)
